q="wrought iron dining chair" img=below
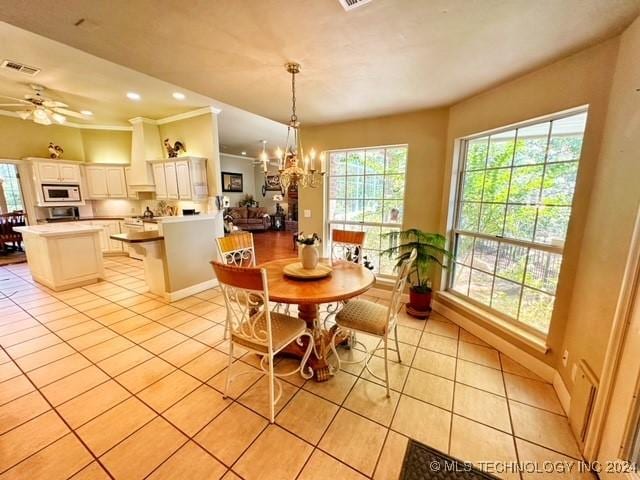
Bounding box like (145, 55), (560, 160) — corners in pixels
(216, 231), (257, 267)
(211, 261), (314, 422)
(330, 248), (417, 397)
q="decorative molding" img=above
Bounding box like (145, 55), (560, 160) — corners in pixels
(156, 106), (221, 124)
(553, 371), (572, 416)
(164, 278), (219, 302)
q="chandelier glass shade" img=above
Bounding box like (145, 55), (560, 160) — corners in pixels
(276, 63), (325, 192)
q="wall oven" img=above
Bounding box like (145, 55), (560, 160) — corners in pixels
(41, 184), (82, 203)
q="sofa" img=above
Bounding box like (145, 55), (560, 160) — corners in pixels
(224, 207), (271, 232)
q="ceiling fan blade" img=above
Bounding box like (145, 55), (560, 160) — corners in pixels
(0, 95), (31, 104)
(42, 100), (68, 108)
(51, 107), (85, 119)
(0, 103), (28, 107)
(16, 110), (32, 120)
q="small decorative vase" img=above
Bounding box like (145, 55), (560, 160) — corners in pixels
(301, 244), (319, 270)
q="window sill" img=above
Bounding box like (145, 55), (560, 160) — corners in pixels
(435, 291), (549, 354)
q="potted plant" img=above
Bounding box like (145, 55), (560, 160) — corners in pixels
(296, 232), (321, 270)
(381, 229), (452, 318)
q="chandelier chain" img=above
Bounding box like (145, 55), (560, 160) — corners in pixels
(290, 68), (297, 124)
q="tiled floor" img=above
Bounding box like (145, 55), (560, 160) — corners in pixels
(0, 256), (590, 479)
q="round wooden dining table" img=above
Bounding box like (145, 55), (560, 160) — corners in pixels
(261, 257), (375, 381)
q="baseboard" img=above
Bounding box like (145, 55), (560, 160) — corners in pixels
(433, 299), (556, 382)
(164, 278), (219, 302)
(368, 287), (409, 304)
(553, 371), (571, 416)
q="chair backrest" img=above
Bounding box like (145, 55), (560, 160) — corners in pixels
(331, 229), (366, 263)
(216, 232), (256, 267)
(211, 261), (274, 352)
(387, 248), (418, 325)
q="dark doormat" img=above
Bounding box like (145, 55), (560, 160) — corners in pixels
(400, 439), (499, 480)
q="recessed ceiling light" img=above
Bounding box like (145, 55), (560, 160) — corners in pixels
(241, 151), (247, 155)
(126, 92), (141, 101)
(80, 110), (93, 116)
(172, 92), (186, 100)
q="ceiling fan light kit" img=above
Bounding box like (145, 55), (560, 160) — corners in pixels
(0, 84), (88, 125)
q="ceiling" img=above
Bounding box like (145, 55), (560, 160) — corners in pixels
(0, 0), (638, 126)
(0, 22), (288, 157)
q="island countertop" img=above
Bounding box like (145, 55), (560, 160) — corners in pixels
(15, 223), (103, 237)
(110, 231), (165, 243)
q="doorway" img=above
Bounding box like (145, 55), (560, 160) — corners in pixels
(0, 163), (25, 213)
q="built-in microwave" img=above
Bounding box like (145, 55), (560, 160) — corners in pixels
(41, 184), (82, 203)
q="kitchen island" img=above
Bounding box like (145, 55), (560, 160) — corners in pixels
(111, 214), (222, 301)
(14, 223), (105, 291)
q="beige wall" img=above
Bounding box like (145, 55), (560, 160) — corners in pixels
(300, 108), (449, 242)
(559, 16), (640, 388)
(219, 154), (256, 206)
(81, 129), (131, 164)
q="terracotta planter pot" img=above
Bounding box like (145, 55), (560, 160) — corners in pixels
(407, 288), (432, 318)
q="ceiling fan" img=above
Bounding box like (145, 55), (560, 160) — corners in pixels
(0, 84), (88, 125)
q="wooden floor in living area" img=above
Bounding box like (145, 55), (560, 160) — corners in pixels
(252, 230), (298, 264)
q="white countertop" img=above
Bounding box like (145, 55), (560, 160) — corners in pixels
(15, 223), (103, 236)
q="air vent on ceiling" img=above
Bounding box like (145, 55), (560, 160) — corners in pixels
(1, 60), (40, 76)
(338, 0), (372, 11)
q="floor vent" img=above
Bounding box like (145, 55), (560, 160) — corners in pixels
(338, 0), (372, 12)
(1, 60), (40, 76)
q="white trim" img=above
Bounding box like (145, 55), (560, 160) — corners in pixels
(164, 278), (219, 302)
(156, 106), (221, 124)
(553, 371), (572, 416)
(433, 296), (556, 382)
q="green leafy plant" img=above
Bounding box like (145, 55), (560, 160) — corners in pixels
(381, 229), (453, 293)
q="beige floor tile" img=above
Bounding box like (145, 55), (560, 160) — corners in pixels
(500, 354), (544, 381)
(510, 400), (581, 458)
(193, 324), (226, 346)
(459, 329), (490, 347)
(5, 333), (61, 358)
(27, 353), (92, 388)
(128, 299), (166, 314)
(41, 312), (88, 331)
(372, 341), (417, 363)
(110, 315), (151, 334)
(391, 395), (451, 452)
(160, 338), (210, 367)
(299, 449), (367, 480)
(82, 336), (135, 363)
(84, 303), (123, 319)
(184, 301), (221, 317)
(0, 324), (50, 347)
(404, 368), (454, 410)
(456, 359), (506, 396)
(419, 332), (458, 356)
(0, 390), (50, 434)
(0, 318), (38, 336)
(360, 355), (411, 392)
(202, 306), (229, 323)
(273, 357), (308, 386)
(74, 298), (111, 312)
(239, 375), (298, 419)
(276, 389), (338, 444)
(115, 357), (175, 393)
(0, 361), (21, 382)
(175, 317), (216, 336)
(396, 310), (428, 330)
(412, 347), (457, 379)
(0, 374), (35, 405)
(57, 320), (103, 341)
(453, 383), (512, 433)
(69, 462), (111, 480)
(304, 370), (358, 404)
(35, 307), (81, 323)
(344, 378), (400, 426)
(449, 415), (519, 480)
(182, 348), (231, 381)
(374, 430), (409, 480)
(221, 470), (242, 480)
(97, 345), (154, 377)
(94, 308), (137, 326)
(40, 365), (109, 406)
(141, 330), (189, 354)
(2, 432), (93, 480)
(123, 322), (169, 343)
(67, 328), (118, 351)
(142, 304), (180, 321)
(195, 403), (268, 466)
(138, 369), (201, 412)
(504, 373), (564, 414)
(458, 342), (501, 369)
(319, 408), (387, 476)
(425, 318), (460, 339)
(56, 380), (130, 429)
(147, 441), (227, 480)
(101, 416), (187, 479)
(163, 384), (231, 436)
(156, 310), (198, 329)
(395, 325), (423, 345)
(235, 424), (313, 480)
(0, 410), (69, 472)
(208, 361), (263, 399)
(76, 396), (156, 456)
(516, 438), (593, 479)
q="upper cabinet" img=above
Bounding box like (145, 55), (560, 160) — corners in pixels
(85, 165), (128, 199)
(35, 161), (81, 184)
(150, 157), (208, 201)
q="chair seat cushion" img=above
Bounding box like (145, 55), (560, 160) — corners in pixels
(232, 311), (306, 354)
(336, 299), (388, 336)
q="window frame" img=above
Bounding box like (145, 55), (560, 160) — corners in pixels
(446, 107), (588, 338)
(325, 143), (409, 279)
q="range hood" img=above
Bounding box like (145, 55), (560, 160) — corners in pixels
(128, 117), (162, 192)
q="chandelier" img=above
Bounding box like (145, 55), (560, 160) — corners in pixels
(276, 63), (325, 192)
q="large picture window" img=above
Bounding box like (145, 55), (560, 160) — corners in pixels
(449, 110), (587, 335)
(327, 145), (408, 276)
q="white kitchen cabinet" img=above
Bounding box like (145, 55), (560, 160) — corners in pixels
(143, 222), (159, 232)
(36, 161), (81, 184)
(124, 167), (137, 199)
(59, 164), (81, 183)
(175, 160), (192, 200)
(152, 163), (167, 199)
(164, 162), (179, 200)
(85, 165), (128, 199)
(91, 220), (123, 254)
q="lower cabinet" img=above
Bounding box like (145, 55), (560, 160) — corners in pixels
(91, 220), (123, 254)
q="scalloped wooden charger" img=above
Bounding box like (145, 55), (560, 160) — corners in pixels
(283, 262), (333, 280)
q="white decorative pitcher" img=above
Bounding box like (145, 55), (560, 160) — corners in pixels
(301, 244), (319, 270)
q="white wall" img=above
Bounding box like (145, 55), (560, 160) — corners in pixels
(219, 154), (257, 207)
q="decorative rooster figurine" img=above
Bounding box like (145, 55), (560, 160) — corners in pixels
(48, 143), (63, 159)
(164, 139), (186, 158)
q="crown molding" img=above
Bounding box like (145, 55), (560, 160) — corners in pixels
(129, 106), (222, 127)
